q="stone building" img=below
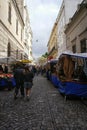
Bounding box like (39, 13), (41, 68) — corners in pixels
(57, 0), (83, 55)
(0, 0), (33, 63)
(16, 0), (24, 18)
(0, 0), (25, 60)
(47, 21), (58, 59)
(65, 0), (87, 53)
(24, 5), (33, 61)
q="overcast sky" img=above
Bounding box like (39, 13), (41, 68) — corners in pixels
(26, 0), (63, 59)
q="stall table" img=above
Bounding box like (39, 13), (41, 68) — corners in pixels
(0, 73), (16, 90)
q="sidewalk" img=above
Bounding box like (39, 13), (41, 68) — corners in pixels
(0, 75), (87, 130)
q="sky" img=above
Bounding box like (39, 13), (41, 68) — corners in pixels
(26, 0), (63, 59)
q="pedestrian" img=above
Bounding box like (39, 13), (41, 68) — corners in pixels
(4, 65), (8, 73)
(0, 64), (3, 74)
(23, 66), (34, 100)
(32, 66), (37, 76)
(14, 65), (25, 99)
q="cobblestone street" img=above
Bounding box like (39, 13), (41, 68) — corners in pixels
(0, 75), (87, 130)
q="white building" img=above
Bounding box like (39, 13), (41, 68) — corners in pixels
(24, 5), (33, 61)
(57, 0), (83, 55)
(16, 0), (24, 19)
(0, 0), (24, 60)
(65, 0), (87, 53)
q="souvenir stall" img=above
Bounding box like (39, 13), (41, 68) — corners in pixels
(56, 52), (87, 99)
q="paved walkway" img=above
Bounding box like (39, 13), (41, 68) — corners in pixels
(0, 75), (87, 130)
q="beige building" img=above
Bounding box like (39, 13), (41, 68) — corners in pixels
(24, 5), (33, 61)
(57, 0), (83, 55)
(0, 0), (33, 64)
(47, 21), (58, 59)
(65, 0), (87, 53)
(16, 0), (24, 19)
(0, 0), (25, 60)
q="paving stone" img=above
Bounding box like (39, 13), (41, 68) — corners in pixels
(0, 75), (87, 130)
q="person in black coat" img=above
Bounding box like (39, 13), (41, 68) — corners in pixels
(0, 65), (3, 74)
(14, 66), (24, 99)
(4, 65), (8, 73)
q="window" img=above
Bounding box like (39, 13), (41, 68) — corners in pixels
(72, 44), (76, 53)
(16, 19), (18, 35)
(16, 49), (18, 59)
(80, 39), (87, 53)
(21, 53), (23, 59)
(7, 42), (11, 57)
(21, 29), (22, 41)
(8, 2), (11, 24)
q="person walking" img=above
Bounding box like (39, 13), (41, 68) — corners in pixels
(14, 65), (24, 99)
(23, 66), (34, 100)
(0, 64), (3, 74)
(4, 65), (8, 73)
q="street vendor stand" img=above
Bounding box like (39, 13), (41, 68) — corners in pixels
(46, 59), (58, 87)
(0, 73), (16, 90)
(0, 57), (16, 90)
(56, 52), (87, 99)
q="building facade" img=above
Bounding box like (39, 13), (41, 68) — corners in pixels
(0, 0), (33, 63)
(0, 0), (25, 60)
(47, 21), (58, 59)
(16, 0), (24, 19)
(57, 0), (83, 55)
(24, 5), (33, 61)
(65, 0), (87, 53)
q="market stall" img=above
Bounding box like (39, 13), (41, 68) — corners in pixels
(0, 73), (16, 90)
(56, 52), (87, 99)
(0, 57), (16, 90)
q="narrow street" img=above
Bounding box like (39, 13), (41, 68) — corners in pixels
(0, 75), (87, 130)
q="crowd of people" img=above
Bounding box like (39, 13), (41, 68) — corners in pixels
(0, 63), (46, 100)
(13, 65), (34, 100)
(13, 64), (46, 101)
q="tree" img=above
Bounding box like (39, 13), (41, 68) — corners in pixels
(42, 52), (48, 58)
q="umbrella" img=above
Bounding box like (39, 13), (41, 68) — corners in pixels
(20, 59), (32, 63)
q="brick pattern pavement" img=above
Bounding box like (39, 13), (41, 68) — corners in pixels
(0, 75), (87, 130)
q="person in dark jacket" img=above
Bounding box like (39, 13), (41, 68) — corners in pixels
(4, 65), (8, 73)
(14, 66), (24, 99)
(0, 65), (3, 74)
(23, 66), (34, 100)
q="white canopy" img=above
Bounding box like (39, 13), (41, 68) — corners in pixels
(0, 57), (16, 64)
(58, 51), (87, 59)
